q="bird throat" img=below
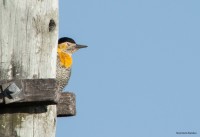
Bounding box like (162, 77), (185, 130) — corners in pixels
(58, 51), (72, 68)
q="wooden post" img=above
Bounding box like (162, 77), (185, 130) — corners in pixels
(0, 0), (58, 137)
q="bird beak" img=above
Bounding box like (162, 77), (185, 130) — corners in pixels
(75, 44), (88, 49)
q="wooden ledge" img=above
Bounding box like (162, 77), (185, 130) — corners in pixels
(0, 79), (76, 117)
(57, 92), (76, 117)
(0, 79), (60, 106)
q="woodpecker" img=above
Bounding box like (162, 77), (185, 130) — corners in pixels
(56, 37), (87, 91)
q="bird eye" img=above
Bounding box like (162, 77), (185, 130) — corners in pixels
(66, 43), (71, 47)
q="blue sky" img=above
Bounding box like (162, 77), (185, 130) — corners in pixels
(57, 0), (200, 137)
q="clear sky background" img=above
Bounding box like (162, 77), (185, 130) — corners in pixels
(57, 0), (200, 137)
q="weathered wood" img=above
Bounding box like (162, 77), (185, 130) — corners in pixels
(0, 79), (60, 105)
(57, 92), (76, 117)
(0, 0), (58, 137)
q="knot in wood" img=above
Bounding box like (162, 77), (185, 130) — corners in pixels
(49, 19), (56, 32)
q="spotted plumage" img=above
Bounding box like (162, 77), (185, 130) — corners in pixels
(56, 57), (72, 91)
(56, 37), (87, 91)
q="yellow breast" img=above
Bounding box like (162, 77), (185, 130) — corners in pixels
(57, 49), (72, 68)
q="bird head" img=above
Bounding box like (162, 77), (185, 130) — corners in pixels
(58, 37), (87, 55)
(57, 37), (87, 68)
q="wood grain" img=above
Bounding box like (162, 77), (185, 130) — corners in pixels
(0, 0), (58, 137)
